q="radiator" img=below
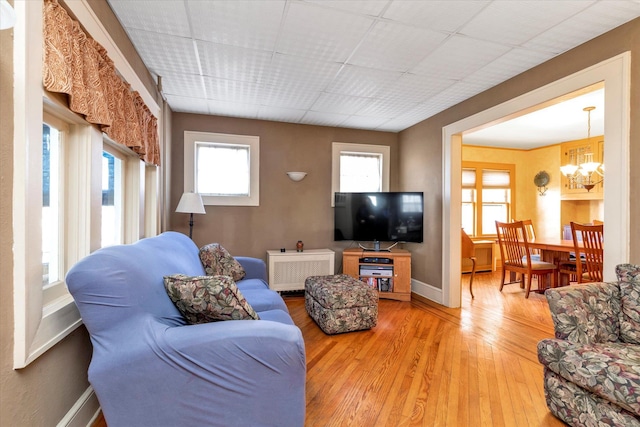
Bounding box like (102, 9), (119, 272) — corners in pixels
(267, 249), (335, 292)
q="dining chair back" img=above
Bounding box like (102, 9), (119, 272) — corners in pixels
(495, 220), (557, 298)
(461, 229), (476, 298)
(571, 221), (604, 282)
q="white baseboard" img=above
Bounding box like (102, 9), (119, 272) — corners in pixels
(411, 278), (443, 305)
(57, 386), (100, 427)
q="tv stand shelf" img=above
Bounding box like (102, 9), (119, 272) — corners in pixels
(342, 248), (411, 302)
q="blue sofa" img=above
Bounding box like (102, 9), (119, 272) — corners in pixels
(66, 232), (306, 427)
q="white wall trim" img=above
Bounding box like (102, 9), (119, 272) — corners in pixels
(411, 278), (443, 306)
(442, 52), (631, 308)
(56, 387), (100, 427)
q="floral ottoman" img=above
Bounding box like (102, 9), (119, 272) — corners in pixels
(305, 274), (378, 335)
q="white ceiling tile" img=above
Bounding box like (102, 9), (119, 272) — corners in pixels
(197, 41), (272, 83)
(262, 54), (342, 89)
(411, 35), (512, 81)
(326, 65), (402, 98)
(356, 97), (420, 119)
(461, 1), (592, 46)
(463, 48), (555, 87)
(382, 0), (490, 32)
(348, 21), (448, 72)
(339, 115), (391, 130)
(126, 29), (200, 76)
(109, 0), (190, 37)
(304, 0), (389, 17)
(258, 84), (320, 110)
(277, 2), (374, 62)
(301, 111), (349, 127)
(203, 78), (261, 104)
(165, 95), (209, 114)
(378, 74), (455, 103)
(188, 1), (285, 50)
(257, 106), (307, 123)
(161, 74), (206, 99)
(311, 93), (372, 115)
(523, 2), (640, 53)
(207, 100), (260, 119)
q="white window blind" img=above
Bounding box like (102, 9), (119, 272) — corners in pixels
(462, 168), (476, 188)
(482, 169), (510, 188)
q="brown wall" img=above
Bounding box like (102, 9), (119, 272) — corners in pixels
(170, 113), (399, 263)
(400, 17), (640, 289)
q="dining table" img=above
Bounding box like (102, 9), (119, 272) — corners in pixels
(527, 238), (583, 290)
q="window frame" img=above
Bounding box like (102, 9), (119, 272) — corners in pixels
(12, 0), (161, 368)
(331, 142), (390, 206)
(184, 131), (260, 206)
(461, 161), (516, 238)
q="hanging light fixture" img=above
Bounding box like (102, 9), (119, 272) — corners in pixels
(560, 106), (604, 192)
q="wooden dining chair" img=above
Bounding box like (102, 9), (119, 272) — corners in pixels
(571, 221), (604, 282)
(495, 220), (558, 298)
(461, 229), (476, 298)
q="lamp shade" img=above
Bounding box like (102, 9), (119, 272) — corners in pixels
(0, 0), (16, 30)
(176, 192), (206, 214)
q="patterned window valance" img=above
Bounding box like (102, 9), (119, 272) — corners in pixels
(42, 0), (160, 166)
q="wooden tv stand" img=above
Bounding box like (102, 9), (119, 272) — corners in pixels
(342, 248), (411, 302)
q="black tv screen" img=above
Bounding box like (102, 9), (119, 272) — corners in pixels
(334, 192), (424, 243)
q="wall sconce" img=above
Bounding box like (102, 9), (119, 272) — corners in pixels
(286, 171), (307, 182)
(560, 106), (604, 192)
(175, 192), (206, 239)
(0, 0), (17, 30)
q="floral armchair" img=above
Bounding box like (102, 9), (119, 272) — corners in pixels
(537, 264), (640, 426)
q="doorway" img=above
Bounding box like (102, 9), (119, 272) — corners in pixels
(442, 53), (631, 308)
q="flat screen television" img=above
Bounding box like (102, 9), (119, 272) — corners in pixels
(334, 192), (424, 246)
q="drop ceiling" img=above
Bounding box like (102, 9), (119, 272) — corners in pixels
(106, 0), (640, 140)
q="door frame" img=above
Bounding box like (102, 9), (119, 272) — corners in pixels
(442, 52), (631, 308)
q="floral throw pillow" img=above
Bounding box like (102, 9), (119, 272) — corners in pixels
(164, 274), (259, 323)
(199, 243), (246, 282)
(617, 264), (640, 344)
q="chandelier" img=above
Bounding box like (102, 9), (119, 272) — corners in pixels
(559, 106), (604, 192)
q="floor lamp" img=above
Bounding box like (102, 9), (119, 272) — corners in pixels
(176, 192), (206, 239)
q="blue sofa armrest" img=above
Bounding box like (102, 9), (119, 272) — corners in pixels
(236, 256), (268, 282)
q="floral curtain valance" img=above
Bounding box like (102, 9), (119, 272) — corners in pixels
(42, 0), (160, 166)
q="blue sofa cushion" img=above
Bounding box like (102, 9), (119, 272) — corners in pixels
(199, 243), (246, 281)
(164, 274), (259, 323)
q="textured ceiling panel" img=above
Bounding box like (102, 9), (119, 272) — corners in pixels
(277, 2), (374, 62)
(460, 1), (592, 46)
(107, 0), (640, 140)
(326, 65), (402, 98)
(107, 0), (190, 37)
(348, 21), (449, 72)
(126, 29), (200, 77)
(410, 35), (512, 81)
(382, 0), (490, 32)
(311, 93), (373, 115)
(189, 0), (285, 50)
(197, 41), (272, 83)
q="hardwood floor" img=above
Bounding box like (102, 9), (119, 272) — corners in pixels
(287, 270), (565, 427)
(92, 270), (565, 426)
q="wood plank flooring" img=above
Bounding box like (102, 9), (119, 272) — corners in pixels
(286, 270), (565, 427)
(92, 270), (565, 426)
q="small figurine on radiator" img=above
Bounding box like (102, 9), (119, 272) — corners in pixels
(296, 240), (304, 252)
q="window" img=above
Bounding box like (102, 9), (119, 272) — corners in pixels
(101, 148), (124, 247)
(13, 0), (161, 368)
(184, 131), (259, 206)
(331, 142), (390, 205)
(42, 120), (64, 286)
(461, 162), (515, 237)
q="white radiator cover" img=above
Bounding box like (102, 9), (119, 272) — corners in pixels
(267, 249), (335, 291)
